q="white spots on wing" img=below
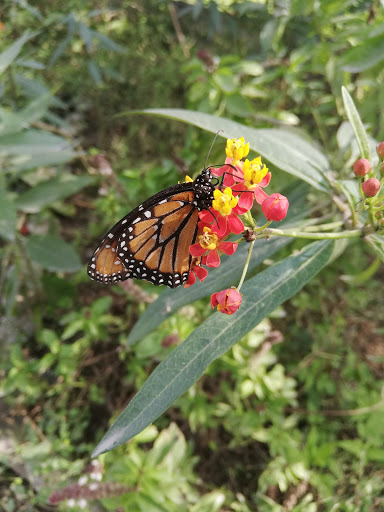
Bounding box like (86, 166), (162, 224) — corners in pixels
(144, 211), (151, 218)
(132, 217), (141, 224)
(108, 233), (114, 239)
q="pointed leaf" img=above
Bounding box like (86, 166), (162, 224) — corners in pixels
(0, 31), (31, 75)
(127, 109), (331, 193)
(341, 87), (370, 160)
(365, 234), (384, 264)
(0, 190), (17, 241)
(340, 33), (384, 73)
(16, 175), (94, 213)
(25, 235), (81, 272)
(93, 240), (334, 456)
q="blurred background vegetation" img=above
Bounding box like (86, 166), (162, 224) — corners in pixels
(1, 0), (384, 510)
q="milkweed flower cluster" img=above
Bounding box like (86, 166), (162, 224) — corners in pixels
(353, 142), (384, 226)
(186, 137), (290, 315)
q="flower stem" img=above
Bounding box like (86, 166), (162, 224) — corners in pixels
(258, 228), (363, 240)
(237, 239), (255, 291)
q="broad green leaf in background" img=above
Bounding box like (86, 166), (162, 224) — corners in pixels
(0, 130), (73, 156)
(0, 94), (53, 136)
(93, 240), (334, 456)
(340, 33), (384, 73)
(341, 87), (370, 161)
(0, 31), (31, 75)
(129, 109), (331, 193)
(7, 151), (79, 174)
(25, 235), (82, 272)
(127, 181), (310, 345)
(16, 175), (94, 213)
(365, 234), (384, 264)
(0, 190), (17, 241)
(0, 130), (78, 173)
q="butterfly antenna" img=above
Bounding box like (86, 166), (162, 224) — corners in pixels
(204, 130), (224, 170)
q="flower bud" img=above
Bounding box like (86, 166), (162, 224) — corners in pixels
(261, 193), (289, 221)
(353, 158), (371, 176)
(376, 142), (384, 161)
(362, 178), (380, 197)
(211, 288), (242, 315)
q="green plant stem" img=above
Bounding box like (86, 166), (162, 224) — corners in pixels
(244, 209), (256, 228)
(237, 239), (255, 292)
(300, 221), (344, 232)
(258, 228), (362, 240)
(358, 176), (364, 198)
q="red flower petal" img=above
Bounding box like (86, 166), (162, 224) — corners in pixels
(189, 243), (207, 257)
(206, 249), (221, 267)
(184, 271), (196, 288)
(259, 172), (272, 187)
(218, 241), (237, 256)
(254, 187), (268, 205)
(193, 265), (208, 282)
(227, 214), (244, 234)
(238, 191), (254, 211)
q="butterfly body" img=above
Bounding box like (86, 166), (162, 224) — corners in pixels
(88, 168), (215, 288)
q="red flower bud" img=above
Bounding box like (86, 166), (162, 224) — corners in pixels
(261, 193), (289, 222)
(376, 142), (384, 161)
(362, 178), (380, 197)
(211, 288), (242, 315)
(353, 158), (371, 176)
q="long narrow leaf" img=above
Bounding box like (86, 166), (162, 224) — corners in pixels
(127, 109), (331, 193)
(341, 87), (370, 160)
(0, 31), (31, 75)
(93, 240), (334, 456)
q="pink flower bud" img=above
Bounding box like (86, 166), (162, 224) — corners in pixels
(376, 142), (384, 160)
(362, 178), (380, 197)
(353, 158), (371, 176)
(261, 193), (289, 221)
(211, 288), (242, 315)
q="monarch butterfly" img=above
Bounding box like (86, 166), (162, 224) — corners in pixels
(87, 168), (216, 288)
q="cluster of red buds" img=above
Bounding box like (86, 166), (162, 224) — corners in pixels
(353, 142), (384, 225)
(185, 137), (289, 315)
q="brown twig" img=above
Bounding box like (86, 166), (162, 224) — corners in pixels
(168, 3), (190, 58)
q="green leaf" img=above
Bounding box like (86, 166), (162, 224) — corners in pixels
(16, 175), (94, 213)
(0, 94), (53, 136)
(127, 181), (310, 345)
(0, 190), (17, 241)
(340, 33), (384, 73)
(25, 235), (82, 272)
(365, 234), (384, 264)
(335, 179), (360, 211)
(93, 240), (334, 456)
(128, 109), (331, 193)
(0, 129), (73, 155)
(0, 31), (31, 75)
(7, 150), (78, 174)
(127, 237), (290, 347)
(341, 87), (370, 160)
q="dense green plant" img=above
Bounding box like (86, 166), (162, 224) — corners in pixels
(1, 2), (384, 511)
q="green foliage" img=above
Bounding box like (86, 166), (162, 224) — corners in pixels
(1, 1), (384, 511)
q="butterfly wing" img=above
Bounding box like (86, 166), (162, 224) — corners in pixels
(88, 184), (200, 288)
